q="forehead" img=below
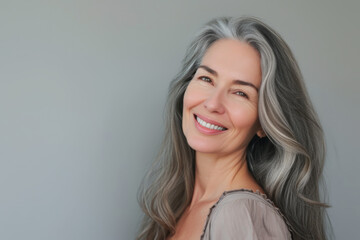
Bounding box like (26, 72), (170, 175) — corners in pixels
(200, 39), (262, 87)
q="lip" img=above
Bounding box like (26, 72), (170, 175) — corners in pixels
(193, 114), (227, 135)
(194, 114), (227, 128)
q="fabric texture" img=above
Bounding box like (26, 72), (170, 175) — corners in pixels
(200, 189), (292, 240)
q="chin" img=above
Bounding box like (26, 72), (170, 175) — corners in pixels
(186, 136), (221, 154)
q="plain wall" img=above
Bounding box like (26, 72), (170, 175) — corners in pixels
(1, 0), (359, 239)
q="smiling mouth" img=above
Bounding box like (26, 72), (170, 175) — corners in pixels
(194, 114), (227, 131)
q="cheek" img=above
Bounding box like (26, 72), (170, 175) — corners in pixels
(183, 82), (203, 111)
(182, 83), (205, 137)
(182, 84), (196, 130)
(230, 106), (259, 129)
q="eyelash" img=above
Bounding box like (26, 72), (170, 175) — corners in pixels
(234, 91), (248, 99)
(198, 76), (249, 99)
(199, 76), (212, 83)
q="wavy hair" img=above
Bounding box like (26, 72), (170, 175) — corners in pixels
(137, 17), (330, 240)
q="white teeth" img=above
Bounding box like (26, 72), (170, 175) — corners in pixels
(196, 116), (226, 131)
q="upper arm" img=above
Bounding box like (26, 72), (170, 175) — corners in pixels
(208, 199), (291, 240)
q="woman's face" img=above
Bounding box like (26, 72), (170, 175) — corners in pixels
(182, 39), (263, 157)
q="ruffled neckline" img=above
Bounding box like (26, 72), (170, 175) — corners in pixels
(200, 188), (293, 239)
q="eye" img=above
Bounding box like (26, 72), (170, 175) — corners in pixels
(199, 76), (212, 83)
(234, 91), (249, 99)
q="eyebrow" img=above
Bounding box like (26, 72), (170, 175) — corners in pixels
(198, 65), (259, 92)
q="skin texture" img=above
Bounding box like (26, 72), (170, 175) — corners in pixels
(169, 39), (266, 240)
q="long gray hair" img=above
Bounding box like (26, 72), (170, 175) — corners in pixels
(137, 17), (330, 240)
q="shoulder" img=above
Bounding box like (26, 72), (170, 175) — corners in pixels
(201, 190), (292, 240)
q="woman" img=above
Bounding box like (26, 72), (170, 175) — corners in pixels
(137, 17), (329, 240)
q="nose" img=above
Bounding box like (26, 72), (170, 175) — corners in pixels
(204, 89), (225, 114)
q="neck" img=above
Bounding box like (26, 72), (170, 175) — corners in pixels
(190, 151), (261, 208)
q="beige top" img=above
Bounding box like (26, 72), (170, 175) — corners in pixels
(201, 189), (292, 240)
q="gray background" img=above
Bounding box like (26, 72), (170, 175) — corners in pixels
(1, 0), (359, 239)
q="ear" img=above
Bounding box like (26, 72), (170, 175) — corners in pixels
(256, 128), (266, 138)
